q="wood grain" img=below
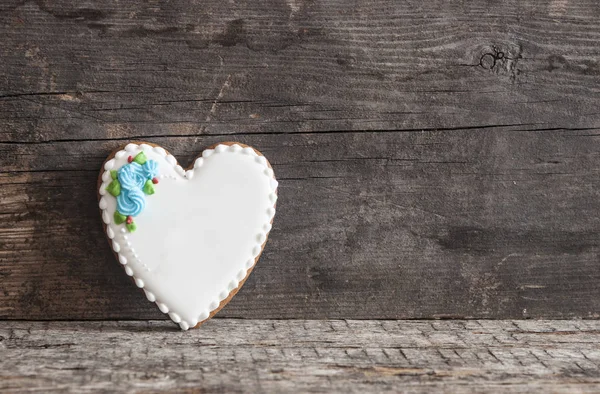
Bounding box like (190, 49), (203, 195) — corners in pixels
(1, 0), (600, 320)
(2, 130), (600, 320)
(1, 0), (600, 143)
(1, 319), (600, 393)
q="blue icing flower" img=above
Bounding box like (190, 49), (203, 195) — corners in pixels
(116, 160), (159, 217)
(142, 160), (159, 180)
(117, 187), (145, 217)
(118, 162), (146, 189)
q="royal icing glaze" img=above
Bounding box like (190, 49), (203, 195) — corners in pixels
(98, 143), (278, 330)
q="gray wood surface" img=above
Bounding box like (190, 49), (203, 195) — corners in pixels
(1, 319), (600, 393)
(1, 0), (600, 320)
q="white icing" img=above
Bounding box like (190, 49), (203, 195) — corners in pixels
(99, 143), (277, 330)
(236, 270), (246, 281)
(243, 147), (255, 156)
(256, 156), (267, 165)
(166, 155), (177, 165)
(144, 290), (156, 302)
(153, 146), (167, 156)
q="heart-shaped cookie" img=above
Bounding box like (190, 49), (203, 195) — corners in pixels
(98, 142), (277, 330)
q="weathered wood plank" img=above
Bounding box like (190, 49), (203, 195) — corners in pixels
(1, 319), (600, 393)
(1, 130), (599, 320)
(0, 0), (599, 143)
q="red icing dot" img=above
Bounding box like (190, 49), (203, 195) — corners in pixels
(152, 177), (159, 184)
(127, 156), (133, 163)
(126, 216), (133, 224)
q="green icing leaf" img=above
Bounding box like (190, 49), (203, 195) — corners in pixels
(106, 180), (121, 197)
(126, 222), (137, 232)
(143, 179), (155, 195)
(133, 152), (147, 165)
(110, 170), (118, 180)
(114, 211), (127, 225)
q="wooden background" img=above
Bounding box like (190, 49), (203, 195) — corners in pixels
(1, 0), (600, 322)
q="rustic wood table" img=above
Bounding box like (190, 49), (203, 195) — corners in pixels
(1, 0), (599, 392)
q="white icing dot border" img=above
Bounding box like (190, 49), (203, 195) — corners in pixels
(99, 142), (277, 330)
